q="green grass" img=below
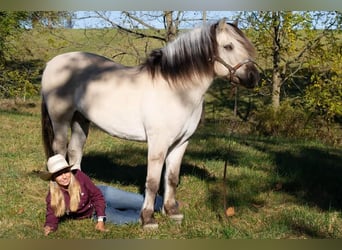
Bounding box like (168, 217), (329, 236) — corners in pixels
(0, 98), (342, 239)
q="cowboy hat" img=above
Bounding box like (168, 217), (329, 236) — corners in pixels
(40, 154), (73, 181)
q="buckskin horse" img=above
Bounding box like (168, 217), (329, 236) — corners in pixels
(41, 18), (259, 229)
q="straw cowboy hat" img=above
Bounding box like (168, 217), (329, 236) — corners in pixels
(40, 154), (73, 181)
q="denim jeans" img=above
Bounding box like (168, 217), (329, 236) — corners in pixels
(96, 185), (163, 225)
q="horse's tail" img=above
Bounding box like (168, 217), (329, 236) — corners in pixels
(41, 96), (55, 159)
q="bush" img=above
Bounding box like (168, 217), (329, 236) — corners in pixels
(0, 64), (40, 100)
(252, 101), (310, 138)
(251, 100), (342, 146)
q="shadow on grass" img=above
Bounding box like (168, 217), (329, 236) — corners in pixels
(236, 136), (342, 211)
(189, 127), (342, 217)
(81, 152), (216, 194)
(274, 146), (342, 210)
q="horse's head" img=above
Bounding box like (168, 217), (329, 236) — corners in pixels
(213, 18), (259, 88)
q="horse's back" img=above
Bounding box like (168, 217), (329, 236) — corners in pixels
(41, 52), (121, 93)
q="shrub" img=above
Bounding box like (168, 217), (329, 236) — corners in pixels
(252, 100), (310, 138)
(0, 64), (40, 100)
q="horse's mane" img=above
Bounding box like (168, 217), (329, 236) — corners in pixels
(141, 22), (218, 86)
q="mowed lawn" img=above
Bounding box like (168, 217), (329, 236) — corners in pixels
(0, 99), (342, 239)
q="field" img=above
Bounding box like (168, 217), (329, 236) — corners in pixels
(0, 98), (341, 239)
(1, 24), (341, 239)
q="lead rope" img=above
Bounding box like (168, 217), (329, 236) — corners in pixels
(212, 56), (261, 218)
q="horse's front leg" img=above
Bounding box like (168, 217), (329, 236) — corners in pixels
(163, 141), (188, 223)
(141, 140), (168, 229)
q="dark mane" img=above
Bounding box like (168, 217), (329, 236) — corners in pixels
(141, 23), (218, 86)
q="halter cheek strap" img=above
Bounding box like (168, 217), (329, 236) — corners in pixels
(213, 56), (256, 83)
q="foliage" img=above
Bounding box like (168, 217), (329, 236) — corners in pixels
(252, 100), (309, 138)
(20, 11), (74, 28)
(304, 39), (342, 123)
(240, 11), (341, 110)
(0, 11), (29, 62)
(0, 65), (40, 100)
(305, 80), (342, 123)
(0, 11), (75, 99)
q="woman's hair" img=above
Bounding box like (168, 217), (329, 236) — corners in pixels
(49, 173), (81, 217)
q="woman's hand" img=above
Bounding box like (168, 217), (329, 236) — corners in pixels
(95, 221), (109, 232)
(44, 226), (54, 236)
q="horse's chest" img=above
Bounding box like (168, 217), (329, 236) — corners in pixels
(178, 100), (204, 139)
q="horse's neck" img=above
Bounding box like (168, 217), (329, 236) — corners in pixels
(192, 75), (214, 95)
(176, 76), (214, 106)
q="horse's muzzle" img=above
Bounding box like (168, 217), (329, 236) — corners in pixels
(242, 63), (260, 88)
(215, 56), (260, 88)
(228, 62), (260, 89)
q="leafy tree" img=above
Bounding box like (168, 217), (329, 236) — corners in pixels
(0, 11), (71, 99)
(240, 11), (340, 111)
(304, 15), (342, 123)
(0, 11), (29, 63)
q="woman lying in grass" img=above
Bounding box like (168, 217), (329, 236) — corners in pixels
(40, 154), (163, 235)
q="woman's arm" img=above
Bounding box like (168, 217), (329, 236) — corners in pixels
(44, 192), (59, 235)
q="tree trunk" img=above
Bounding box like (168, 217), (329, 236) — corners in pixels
(272, 70), (281, 109)
(164, 11), (177, 42)
(271, 12), (282, 110)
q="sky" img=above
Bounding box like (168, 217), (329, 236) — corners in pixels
(72, 11), (238, 29)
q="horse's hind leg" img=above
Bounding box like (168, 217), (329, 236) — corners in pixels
(163, 141), (188, 223)
(68, 112), (90, 170)
(51, 121), (69, 159)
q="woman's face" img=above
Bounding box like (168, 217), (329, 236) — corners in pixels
(54, 171), (71, 188)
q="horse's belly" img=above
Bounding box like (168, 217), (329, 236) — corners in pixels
(89, 111), (147, 141)
(79, 96), (146, 141)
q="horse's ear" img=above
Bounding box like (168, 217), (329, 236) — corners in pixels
(233, 19), (239, 27)
(217, 18), (227, 30)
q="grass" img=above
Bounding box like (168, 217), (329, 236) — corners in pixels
(0, 98), (342, 239)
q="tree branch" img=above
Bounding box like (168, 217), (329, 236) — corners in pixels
(95, 11), (166, 42)
(122, 11), (161, 32)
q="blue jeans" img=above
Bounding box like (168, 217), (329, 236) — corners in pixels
(96, 185), (163, 225)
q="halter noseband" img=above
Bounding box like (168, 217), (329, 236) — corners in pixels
(213, 56), (256, 83)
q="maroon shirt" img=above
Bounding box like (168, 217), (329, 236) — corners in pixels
(44, 170), (106, 231)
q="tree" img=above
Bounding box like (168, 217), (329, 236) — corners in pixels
(22, 11), (75, 28)
(93, 11), (207, 51)
(303, 12), (342, 124)
(241, 11), (340, 110)
(0, 11), (73, 99)
(0, 11), (29, 63)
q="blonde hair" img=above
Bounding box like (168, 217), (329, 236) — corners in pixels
(49, 173), (81, 217)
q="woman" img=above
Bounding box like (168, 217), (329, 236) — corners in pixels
(40, 154), (163, 236)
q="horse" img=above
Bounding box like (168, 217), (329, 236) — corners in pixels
(41, 18), (259, 229)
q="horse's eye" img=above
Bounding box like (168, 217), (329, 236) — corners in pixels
(224, 43), (234, 51)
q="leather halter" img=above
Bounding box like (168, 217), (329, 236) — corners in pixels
(213, 56), (256, 83)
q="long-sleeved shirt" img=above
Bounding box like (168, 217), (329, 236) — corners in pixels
(44, 170), (106, 231)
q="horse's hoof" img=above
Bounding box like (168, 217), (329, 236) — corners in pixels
(142, 223), (159, 230)
(169, 214), (184, 224)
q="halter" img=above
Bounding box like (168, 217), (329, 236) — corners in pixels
(213, 56), (256, 83)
